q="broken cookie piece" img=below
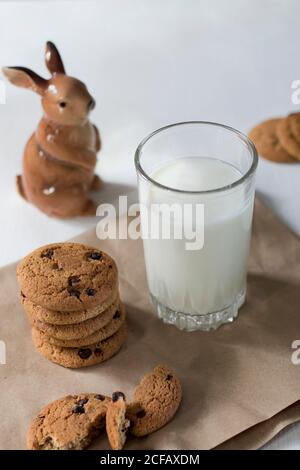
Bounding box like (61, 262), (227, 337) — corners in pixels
(27, 393), (110, 450)
(106, 391), (130, 450)
(127, 364), (182, 437)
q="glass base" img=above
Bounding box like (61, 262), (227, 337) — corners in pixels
(150, 289), (246, 332)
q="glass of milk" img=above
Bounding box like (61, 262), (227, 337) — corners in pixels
(135, 121), (258, 331)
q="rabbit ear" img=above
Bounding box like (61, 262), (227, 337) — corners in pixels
(2, 66), (47, 95)
(45, 41), (65, 75)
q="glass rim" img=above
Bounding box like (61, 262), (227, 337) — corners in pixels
(134, 120), (258, 195)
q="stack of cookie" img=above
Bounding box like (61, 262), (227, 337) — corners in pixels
(249, 113), (300, 164)
(17, 242), (127, 368)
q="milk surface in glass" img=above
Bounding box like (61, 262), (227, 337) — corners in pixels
(141, 156), (253, 317)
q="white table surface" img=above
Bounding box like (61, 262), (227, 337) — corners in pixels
(0, 0), (300, 450)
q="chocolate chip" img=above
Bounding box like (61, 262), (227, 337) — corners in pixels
(136, 409), (146, 419)
(113, 310), (120, 320)
(20, 291), (26, 298)
(112, 391), (125, 402)
(68, 275), (80, 286)
(72, 404), (85, 414)
(86, 288), (96, 296)
(95, 394), (105, 401)
(78, 348), (92, 359)
(77, 398), (88, 406)
(87, 251), (102, 261)
(44, 436), (53, 445)
(166, 374), (173, 381)
(94, 347), (102, 356)
(41, 249), (54, 259)
(52, 263), (63, 271)
(68, 287), (80, 299)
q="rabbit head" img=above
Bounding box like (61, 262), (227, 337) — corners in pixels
(3, 41), (95, 126)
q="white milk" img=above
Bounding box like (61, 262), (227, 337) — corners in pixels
(140, 157), (254, 316)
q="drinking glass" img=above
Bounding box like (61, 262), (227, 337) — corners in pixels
(135, 121), (258, 331)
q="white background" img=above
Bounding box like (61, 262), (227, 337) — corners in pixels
(0, 0), (300, 449)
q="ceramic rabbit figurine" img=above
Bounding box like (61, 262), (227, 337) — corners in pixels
(3, 41), (101, 218)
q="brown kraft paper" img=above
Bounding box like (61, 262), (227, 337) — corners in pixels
(1, 199), (300, 450)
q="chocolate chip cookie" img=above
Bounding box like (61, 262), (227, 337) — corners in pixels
(20, 287), (119, 325)
(277, 114), (300, 160)
(248, 118), (296, 163)
(289, 112), (300, 144)
(17, 243), (118, 311)
(127, 365), (182, 437)
(32, 322), (127, 368)
(34, 303), (126, 348)
(106, 392), (130, 450)
(27, 393), (110, 450)
(24, 297), (121, 340)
